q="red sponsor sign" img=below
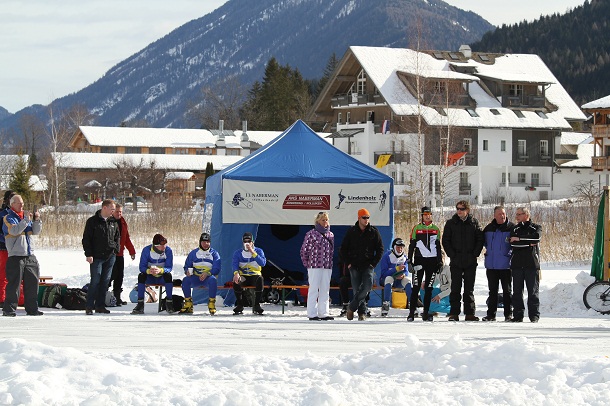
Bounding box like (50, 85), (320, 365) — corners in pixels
(282, 194), (330, 210)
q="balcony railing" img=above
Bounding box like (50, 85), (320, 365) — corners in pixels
(592, 125), (610, 138)
(331, 93), (385, 107)
(593, 156), (610, 171)
(501, 95), (545, 108)
(374, 151), (410, 165)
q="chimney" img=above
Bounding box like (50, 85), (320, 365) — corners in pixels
(459, 45), (472, 59)
(218, 119), (224, 141)
(241, 120), (249, 142)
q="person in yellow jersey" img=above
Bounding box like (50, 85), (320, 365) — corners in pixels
(232, 232), (266, 315)
(179, 232), (220, 315)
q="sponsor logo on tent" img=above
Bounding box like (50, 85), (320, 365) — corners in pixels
(282, 194), (330, 210)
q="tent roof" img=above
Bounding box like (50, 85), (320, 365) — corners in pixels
(217, 120), (390, 183)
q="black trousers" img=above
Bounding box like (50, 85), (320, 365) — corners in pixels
(233, 275), (263, 306)
(449, 264), (477, 316)
(512, 267), (540, 320)
(486, 269), (512, 318)
(410, 257), (437, 315)
(3, 255), (39, 314)
(109, 255), (125, 293)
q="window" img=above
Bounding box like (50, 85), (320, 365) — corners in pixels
(463, 138), (472, 152)
(434, 81), (446, 94)
(435, 107), (447, 116)
(501, 172), (511, 184)
(337, 112), (342, 124)
(518, 173), (526, 183)
(100, 147), (117, 154)
(501, 140), (506, 152)
(518, 140), (527, 157)
(226, 149), (241, 156)
(490, 109), (501, 115)
(479, 54), (490, 62)
(466, 108), (479, 117)
(536, 110), (548, 119)
(459, 172), (470, 189)
(390, 141), (396, 152)
(196, 149), (213, 155)
(174, 148), (189, 155)
(509, 84), (523, 96)
(483, 140), (488, 151)
(125, 147), (141, 154)
(514, 110), (525, 118)
(540, 140), (549, 157)
(346, 112), (351, 124)
(531, 173), (540, 187)
(357, 70), (367, 94)
(149, 147), (164, 154)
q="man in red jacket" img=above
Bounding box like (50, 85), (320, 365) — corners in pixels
(109, 203), (136, 305)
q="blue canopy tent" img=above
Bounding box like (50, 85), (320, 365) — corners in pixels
(203, 120), (394, 295)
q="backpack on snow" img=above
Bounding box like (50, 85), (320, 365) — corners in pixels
(61, 288), (88, 310)
(41, 284), (64, 308)
(160, 295), (184, 312)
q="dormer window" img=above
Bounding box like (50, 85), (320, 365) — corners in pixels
(510, 84), (523, 96)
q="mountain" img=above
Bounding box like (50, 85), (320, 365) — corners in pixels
(0, 0), (493, 134)
(471, 0), (610, 106)
(0, 106), (11, 122)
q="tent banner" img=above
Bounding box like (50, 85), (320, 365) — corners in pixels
(222, 180), (391, 226)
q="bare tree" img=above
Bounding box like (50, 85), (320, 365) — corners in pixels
(185, 75), (247, 129)
(572, 180), (601, 207)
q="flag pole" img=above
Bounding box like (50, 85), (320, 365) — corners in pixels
(603, 186), (610, 281)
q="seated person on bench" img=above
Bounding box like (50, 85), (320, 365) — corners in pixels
(132, 234), (175, 314)
(232, 232), (266, 315)
(180, 232), (220, 315)
(379, 237), (412, 317)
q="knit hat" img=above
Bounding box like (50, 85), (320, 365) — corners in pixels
(3, 190), (14, 201)
(200, 232), (211, 242)
(358, 208), (370, 218)
(242, 232), (253, 242)
(392, 238), (406, 248)
(421, 206), (432, 214)
(152, 234), (167, 245)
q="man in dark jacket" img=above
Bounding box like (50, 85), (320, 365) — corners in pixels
(82, 199), (119, 315)
(442, 200), (484, 321)
(482, 206), (514, 322)
(509, 206), (542, 323)
(339, 208), (384, 321)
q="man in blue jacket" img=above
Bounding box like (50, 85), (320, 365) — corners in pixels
(232, 232), (266, 315)
(132, 234), (175, 314)
(180, 232), (220, 315)
(482, 206), (514, 322)
(2, 194), (43, 317)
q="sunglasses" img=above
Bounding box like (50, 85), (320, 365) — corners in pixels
(361, 216), (370, 219)
(456, 207), (467, 211)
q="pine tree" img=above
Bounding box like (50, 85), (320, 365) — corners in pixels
(9, 155), (32, 204)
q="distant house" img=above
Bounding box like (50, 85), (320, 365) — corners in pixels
(582, 95), (610, 175)
(56, 124), (281, 201)
(307, 45), (597, 205)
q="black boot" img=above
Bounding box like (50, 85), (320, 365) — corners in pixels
(233, 293), (244, 315)
(166, 299), (175, 314)
(131, 299), (145, 314)
(252, 292), (264, 315)
(114, 290), (127, 306)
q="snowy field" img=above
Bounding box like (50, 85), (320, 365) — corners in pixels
(1, 249), (610, 405)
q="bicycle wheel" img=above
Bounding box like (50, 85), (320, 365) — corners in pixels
(583, 281), (610, 314)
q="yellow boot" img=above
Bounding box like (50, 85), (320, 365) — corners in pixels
(208, 297), (217, 315)
(179, 297), (193, 314)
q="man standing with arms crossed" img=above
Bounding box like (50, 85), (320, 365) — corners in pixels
(509, 207), (542, 323)
(340, 208), (384, 321)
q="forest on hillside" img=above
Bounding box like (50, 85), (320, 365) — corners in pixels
(472, 0), (610, 105)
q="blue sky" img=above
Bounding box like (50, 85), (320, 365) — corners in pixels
(0, 0), (586, 113)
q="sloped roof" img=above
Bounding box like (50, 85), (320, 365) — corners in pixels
(348, 46), (586, 130)
(52, 152), (242, 171)
(582, 95), (610, 109)
(166, 171), (195, 180)
(77, 126), (286, 149)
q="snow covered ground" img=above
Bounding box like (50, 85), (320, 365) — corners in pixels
(1, 249), (610, 405)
